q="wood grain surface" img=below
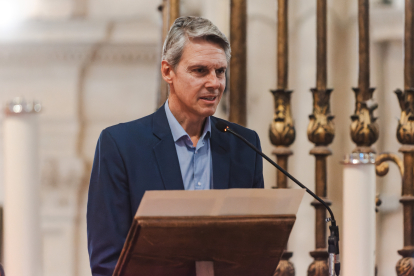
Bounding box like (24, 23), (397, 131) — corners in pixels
(113, 215), (296, 276)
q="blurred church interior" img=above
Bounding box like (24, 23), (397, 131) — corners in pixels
(0, 0), (410, 275)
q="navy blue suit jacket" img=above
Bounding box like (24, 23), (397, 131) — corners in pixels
(87, 105), (264, 276)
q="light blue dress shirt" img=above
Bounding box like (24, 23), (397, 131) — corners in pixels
(164, 100), (212, 190)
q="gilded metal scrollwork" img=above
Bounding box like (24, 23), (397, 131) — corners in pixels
(350, 88), (379, 150)
(397, 257), (414, 276)
(375, 152), (404, 177)
(274, 259), (295, 276)
(269, 89), (295, 147)
(396, 88), (414, 144)
(307, 88), (334, 146)
(307, 260), (329, 276)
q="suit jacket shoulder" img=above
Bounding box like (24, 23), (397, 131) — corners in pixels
(102, 112), (156, 149)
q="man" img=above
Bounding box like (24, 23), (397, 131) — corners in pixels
(87, 16), (264, 276)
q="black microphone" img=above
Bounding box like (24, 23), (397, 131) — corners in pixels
(216, 120), (340, 276)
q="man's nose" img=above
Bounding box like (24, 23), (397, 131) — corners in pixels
(205, 71), (221, 89)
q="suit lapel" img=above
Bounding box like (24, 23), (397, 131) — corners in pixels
(152, 106), (185, 190)
(210, 117), (230, 189)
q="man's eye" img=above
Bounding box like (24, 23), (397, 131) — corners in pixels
(216, 69), (225, 75)
(195, 68), (205, 73)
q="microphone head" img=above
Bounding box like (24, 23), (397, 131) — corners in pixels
(215, 120), (229, 132)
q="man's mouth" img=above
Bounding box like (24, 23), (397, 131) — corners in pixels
(200, 96), (217, 101)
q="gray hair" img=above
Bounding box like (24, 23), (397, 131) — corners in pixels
(162, 16), (231, 69)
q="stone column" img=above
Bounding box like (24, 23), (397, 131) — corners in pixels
(3, 98), (42, 276)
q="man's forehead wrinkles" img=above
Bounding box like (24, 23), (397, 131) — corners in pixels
(186, 61), (227, 69)
(184, 53), (227, 65)
(191, 47), (223, 54)
(183, 44), (225, 57)
(185, 54), (227, 66)
(185, 52), (225, 61)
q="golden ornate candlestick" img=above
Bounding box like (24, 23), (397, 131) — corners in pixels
(307, 0), (334, 275)
(271, 1), (295, 275)
(375, 1), (414, 275)
(350, 0), (379, 153)
(394, 0), (414, 273)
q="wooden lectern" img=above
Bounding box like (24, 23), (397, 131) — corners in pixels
(113, 189), (304, 276)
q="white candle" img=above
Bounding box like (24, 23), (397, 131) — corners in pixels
(3, 99), (42, 276)
(342, 153), (376, 276)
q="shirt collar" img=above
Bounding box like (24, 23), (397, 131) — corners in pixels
(164, 99), (211, 143)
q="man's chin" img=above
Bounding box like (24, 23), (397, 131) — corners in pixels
(197, 107), (217, 118)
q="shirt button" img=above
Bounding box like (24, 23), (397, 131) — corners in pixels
(197, 182), (201, 186)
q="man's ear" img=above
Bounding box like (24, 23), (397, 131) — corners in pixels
(161, 60), (174, 84)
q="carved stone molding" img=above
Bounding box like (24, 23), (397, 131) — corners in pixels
(0, 43), (157, 65)
(40, 157), (85, 208)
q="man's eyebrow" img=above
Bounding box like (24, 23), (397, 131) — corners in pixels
(187, 64), (227, 70)
(187, 65), (209, 69)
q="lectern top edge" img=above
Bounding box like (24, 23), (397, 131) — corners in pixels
(136, 188), (305, 218)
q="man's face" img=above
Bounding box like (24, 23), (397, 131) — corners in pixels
(163, 38), (227, 121)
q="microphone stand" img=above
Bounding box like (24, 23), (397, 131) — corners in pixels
(220, 124), (340, 276)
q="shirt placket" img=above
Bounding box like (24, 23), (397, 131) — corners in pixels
(194, 139), (206, 190)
